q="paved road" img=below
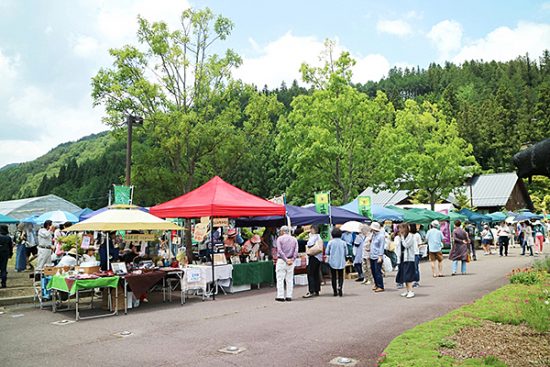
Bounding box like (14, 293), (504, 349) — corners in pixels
(0, 247), (537, 367)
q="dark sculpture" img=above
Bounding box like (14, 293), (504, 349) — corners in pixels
(513, 138), (550, 180)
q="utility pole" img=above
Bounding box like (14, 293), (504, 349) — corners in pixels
(125, 115), (143, 186)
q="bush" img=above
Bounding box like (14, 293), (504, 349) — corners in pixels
(482, 355), (506, 366)
(509, 270), (543, 285)
(438, 338), (456, 349)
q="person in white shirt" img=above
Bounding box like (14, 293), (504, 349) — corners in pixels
(57, 248), (77, 267)
(409, 224), (422, 288)
(480, 225), (494, 255)
(496, 222), (512, 256)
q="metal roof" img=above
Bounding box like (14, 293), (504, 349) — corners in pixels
(0, 194), (81, 219)
(358, 187), (410, 206)
(448, 172), (521, 208)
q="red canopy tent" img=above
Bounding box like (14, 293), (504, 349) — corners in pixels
(149, 176), (285, 300)
(149, 176), (285, 218)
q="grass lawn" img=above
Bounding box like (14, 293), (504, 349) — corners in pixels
(379, 274), (549, 367)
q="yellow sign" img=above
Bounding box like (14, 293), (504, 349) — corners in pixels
(358, 197), (371, 206)
(200, 216), (210, 224)
(193, 223), (208, 242)
(125, 234), (156, 242)
(213, 218), (229, 227)
(315, 193), (329, 204)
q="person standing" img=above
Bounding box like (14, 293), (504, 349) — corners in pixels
(409, 224), (422, 288)
(326, 227), (347, 297)
(480, 225), (494, 255)
(36, 220), (54, 271)
(0, 225), (14, 288)
(426, 220), (444, 277)
(465, 222), (477, 261)
(353, 227), (365, 282)
(303, 226), (323, 298)
(395, 223), (417, 298)
(497, 221), (511, 257)
(369, 222), (385, 292)
(360, 224), (373, 285)
(450, 220), (470, 275)
(275, 226), (298, 302)
(533, 220), (545, 256)
(524, 222), (534, 256)
(14, 223), (28, 272)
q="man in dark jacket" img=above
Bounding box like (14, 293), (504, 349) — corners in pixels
(0, 225), (14, 288)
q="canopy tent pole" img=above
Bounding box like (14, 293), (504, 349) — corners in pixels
(106, 233), (111, 272)
(210, 217), (216, 300)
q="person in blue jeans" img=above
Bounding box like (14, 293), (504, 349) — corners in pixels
(369, 222), (386, 292)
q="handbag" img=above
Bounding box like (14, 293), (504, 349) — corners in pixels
(306, 238), (323, 256)
(466, 254), (471, 263)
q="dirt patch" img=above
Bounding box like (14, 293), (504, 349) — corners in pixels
(440, 320), (550, 366)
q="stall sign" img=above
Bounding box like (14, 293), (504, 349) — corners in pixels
(213, 218), (229, 227)
(113, 185), (132, 205)
(357, 196), (372, 220)
(186, 268), (202, 282)
(314, 192), (331, 242)
(80, 235), (93, 249)
(200, 216), (209, 224)
(193, 223), (208, 242)
(125, 234), (156, 242)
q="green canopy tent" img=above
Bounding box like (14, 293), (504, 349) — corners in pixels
(386, 206), (432, 225)
(405, 208), (450, 222)
(447, 211), (468, 222)
(0, 213), (18, 224)
(488, 212), (507, 223)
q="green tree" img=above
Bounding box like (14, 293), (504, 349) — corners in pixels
(91, 8), (245, 260)
(372, 99), (478, 210)
(277, 41), (394, 204)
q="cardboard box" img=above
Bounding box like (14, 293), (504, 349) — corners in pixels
(224, 283), (251, 293)
(76, 265), (100, 274)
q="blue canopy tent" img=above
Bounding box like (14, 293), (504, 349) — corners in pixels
(235, 205), (330, 227)
(340, 199), (403, 222)
(304, 206), (368, 225)
(457, 208), (492, 223)
(0, 213), (18, 224)
(73, 208), (94, 221)
(81, 206), (149, 220)
(487, 212), (507, 222)
(514, 211), (544, 222)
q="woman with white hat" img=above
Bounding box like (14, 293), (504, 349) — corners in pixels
(533, 220), (545, 256)
(480, 224), (494, 256)
(497, 221), (511, 256)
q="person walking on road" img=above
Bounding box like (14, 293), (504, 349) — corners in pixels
(0, 225), (14, 288)
(480, 224), (494, 255)
(326, 227), (347, 297)
(395, 223), (417, 298)
(352, 226), (365, 283)
(409, 224), (422, 288)
(524, 222), (534, 256)
(450, 220), (470, 275)
(303, 225), (323, 298)
(360, 224), (373, 285)
(497, 221), (511, 257)
(426, 220), (444, 277)
(275, 226), (298, 302)
(369, 222), (386, 293)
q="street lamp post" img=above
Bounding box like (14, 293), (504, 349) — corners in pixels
(125, 115), (143, 186)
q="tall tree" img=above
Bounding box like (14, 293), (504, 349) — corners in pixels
(371, 100), (478, 210)
(277, 40), (394, 204)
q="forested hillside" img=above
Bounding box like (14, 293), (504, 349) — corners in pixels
(0, 49), (548, 210)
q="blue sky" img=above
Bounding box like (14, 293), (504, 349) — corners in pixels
(0, 0), (549, 167)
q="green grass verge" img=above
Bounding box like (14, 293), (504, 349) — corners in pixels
(379, 283), (548, 367)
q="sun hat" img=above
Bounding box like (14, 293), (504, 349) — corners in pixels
(251, 234), (261, 243)
(431, 220), (440, 228)
(227, 228), (237, 237)
(370, 222), (382, 232)
(68, 248), (78, 255)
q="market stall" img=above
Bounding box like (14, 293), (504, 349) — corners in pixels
(340, 200), (404, 222)
(235, 204), (330, 227)
(150, 176), (286, 298)
(65, 205), (183, 314)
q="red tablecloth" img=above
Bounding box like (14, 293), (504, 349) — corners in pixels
(123, 271), (165, 298)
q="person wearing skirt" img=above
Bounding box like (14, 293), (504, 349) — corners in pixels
(394, 223), (418, 299)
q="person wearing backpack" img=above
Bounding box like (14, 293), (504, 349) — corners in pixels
(0, 225), (14, 288)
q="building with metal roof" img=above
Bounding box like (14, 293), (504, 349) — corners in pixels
(0, 194), (81, 220)
(359, 172), (532, 212)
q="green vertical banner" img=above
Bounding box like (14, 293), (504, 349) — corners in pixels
(357, 195), (372, 220)
(113, 185), (132, 204)
(315, 192), (331, 241)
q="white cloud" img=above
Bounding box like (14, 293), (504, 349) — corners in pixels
(543, 2), (550, 11)
(0, 49), (18, 95)
(376, 19), (412, 37)
(427, 20), (463, 61)
(234, 32), (391, 88)
(453, 22), (550, 63)
(72, 35), (100, 58)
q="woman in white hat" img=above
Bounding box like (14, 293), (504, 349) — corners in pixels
(480, 224), (494, 255)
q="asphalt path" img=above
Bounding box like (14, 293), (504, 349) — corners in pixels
(0, 247), (537, 367)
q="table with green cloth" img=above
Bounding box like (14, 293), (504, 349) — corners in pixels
(47, 275), (120, 295)
(46, 275), (120, 320)
(231, 261), (274, 286)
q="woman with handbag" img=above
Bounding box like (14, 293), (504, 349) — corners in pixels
(450, 220), (470, 275)
(303, 226), (324, 298)
(395, 223), (417, 298)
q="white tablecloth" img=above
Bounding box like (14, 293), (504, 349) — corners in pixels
(186, 264), (233, 286)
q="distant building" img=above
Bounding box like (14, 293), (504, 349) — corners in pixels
(358, 172), (533, 212)
(0, 194), (81, 220)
